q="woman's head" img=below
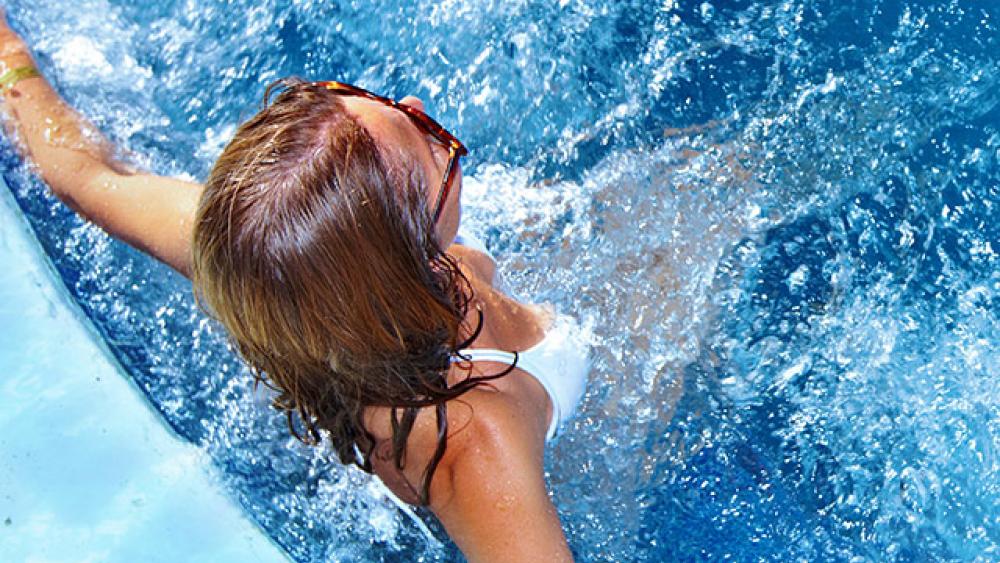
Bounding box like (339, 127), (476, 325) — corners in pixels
(191, 79), (485, 501)
(316, 80), (468, 240)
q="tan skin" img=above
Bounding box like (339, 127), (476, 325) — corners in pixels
(0, 14), (572, 563)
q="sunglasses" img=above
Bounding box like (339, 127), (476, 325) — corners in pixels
(316, 81), (468, 225)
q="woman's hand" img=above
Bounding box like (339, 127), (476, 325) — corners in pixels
(0, 8), (20, 43)
(0, 9), (35, 72)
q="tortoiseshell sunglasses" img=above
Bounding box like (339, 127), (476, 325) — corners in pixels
(316, 81), (468, 224)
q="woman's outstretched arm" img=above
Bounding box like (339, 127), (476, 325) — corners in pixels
(428, 392), (575, 562)
(0, 13), (201, 277)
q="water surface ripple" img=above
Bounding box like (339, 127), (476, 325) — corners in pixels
(3, 0), (998, 560)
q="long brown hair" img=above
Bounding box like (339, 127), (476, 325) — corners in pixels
(192, 79), (508, 504)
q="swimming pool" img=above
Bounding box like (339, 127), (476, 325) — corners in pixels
(3, 0), (997, 560)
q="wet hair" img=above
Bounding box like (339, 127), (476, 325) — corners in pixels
(191, 79), (509, 504)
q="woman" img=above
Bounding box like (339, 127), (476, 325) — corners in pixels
(0, 14), (589, 562)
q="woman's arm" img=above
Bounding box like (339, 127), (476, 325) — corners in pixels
(0, 14), (201, 277)
(429, 394), (574, 562)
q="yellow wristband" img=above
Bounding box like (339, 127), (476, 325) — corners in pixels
(0, 66), (40, 92)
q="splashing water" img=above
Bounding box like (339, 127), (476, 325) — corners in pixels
(3, 0), (998, 560)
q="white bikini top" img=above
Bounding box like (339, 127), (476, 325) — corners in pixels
(453, 229), (591, 441)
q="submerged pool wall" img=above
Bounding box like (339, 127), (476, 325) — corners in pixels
(0, 178), (288, 562)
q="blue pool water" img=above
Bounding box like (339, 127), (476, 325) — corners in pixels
(3, 0), (998, 560)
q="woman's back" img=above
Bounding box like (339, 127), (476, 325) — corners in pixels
(362, 241), (555, 504)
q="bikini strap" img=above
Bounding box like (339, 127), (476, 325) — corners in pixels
(455, 348), (518, 365)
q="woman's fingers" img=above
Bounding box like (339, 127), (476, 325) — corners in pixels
(0, 11), (32, 64)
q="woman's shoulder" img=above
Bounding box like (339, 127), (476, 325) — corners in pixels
(425, 384), (546, 498)
(452, 228), (491, 257)
(448, 228), (497, 283)
(364, 382), (539, 499)
(366, 381), (531, 454)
